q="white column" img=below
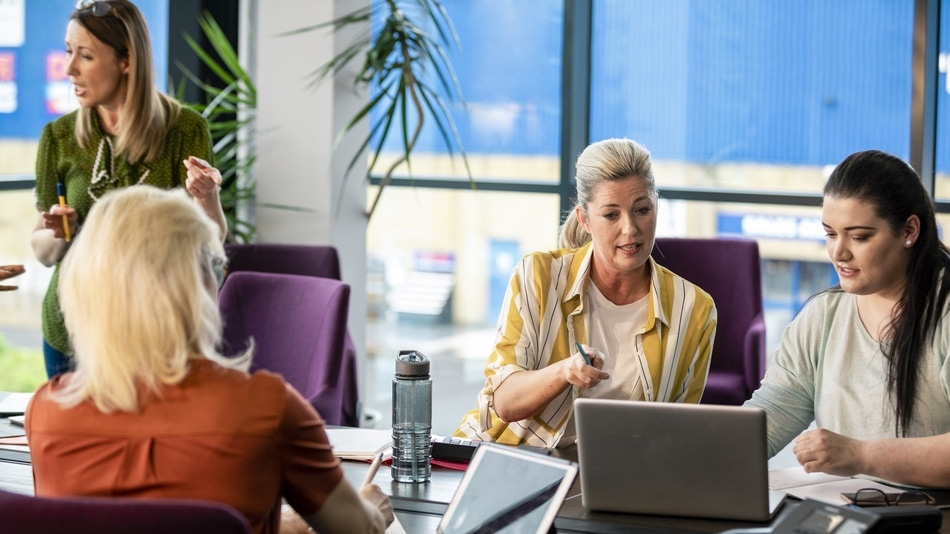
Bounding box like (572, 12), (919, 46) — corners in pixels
(253, 0), (370, 414)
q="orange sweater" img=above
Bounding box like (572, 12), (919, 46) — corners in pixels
(26, 359), (343, 534)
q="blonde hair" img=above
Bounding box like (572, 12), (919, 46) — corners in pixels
(72, 0), (180, 164)
(56, 186), (236, 413)
(558, 138), (657, 249)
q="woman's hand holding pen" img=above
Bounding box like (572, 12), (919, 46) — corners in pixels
(563, 343), (609, 388)
(42, 204), (78, 241)
(358, 484), (394, 526)
(183, 156), (222, 201)
(358, 452), (394, 526)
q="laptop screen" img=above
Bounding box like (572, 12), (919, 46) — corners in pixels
(437, 444), (578, 534)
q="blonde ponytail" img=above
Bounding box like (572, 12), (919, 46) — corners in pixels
(558, 209), (590, 249)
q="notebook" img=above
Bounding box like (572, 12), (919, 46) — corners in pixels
(573, 398), (786, 521)
(437, 443), (577, 534)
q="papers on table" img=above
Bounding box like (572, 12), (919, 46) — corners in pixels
(0, 434), (28, 454)
(0, 392), (31, 415)
(325, 427), (392, 461)
(769, 466), (899, 505)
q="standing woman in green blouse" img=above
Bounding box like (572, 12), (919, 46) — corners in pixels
(31, 0), (227, 378)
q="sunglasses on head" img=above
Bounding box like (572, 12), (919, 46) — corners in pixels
(75, 0), (113, 17)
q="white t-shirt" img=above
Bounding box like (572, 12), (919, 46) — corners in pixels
(585, 281), (649, 400)
(560, 282), (649, 444)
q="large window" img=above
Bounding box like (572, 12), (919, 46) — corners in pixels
(366, 0), (566, 343)
(3, 1), (949, 414)
(591, 0), (913, 194)
(935, 0), (950, 199)
(371, 0), (564, 185)
(368, 1), (933, 361)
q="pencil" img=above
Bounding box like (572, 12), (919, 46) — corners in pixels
(57, 183), (70, 243)
(575, 341), (593, 366)
(361, 451), (384, 488)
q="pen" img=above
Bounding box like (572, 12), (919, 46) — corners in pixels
(361, 451), (384, 488)
(57, 183), (71, 242)
(575, 341), (593, 366)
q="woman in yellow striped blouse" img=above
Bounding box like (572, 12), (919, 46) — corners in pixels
(455, 138), (718, 448)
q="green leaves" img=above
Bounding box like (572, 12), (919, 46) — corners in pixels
(174, 1), (471, 229)
(175, 12), (258, 243)
(298, 0), (472, 218)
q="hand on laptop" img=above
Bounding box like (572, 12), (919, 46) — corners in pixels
(564, 344), (609, 388)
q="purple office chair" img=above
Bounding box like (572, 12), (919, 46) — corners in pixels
(218, 271), (352, 426)
(222, 244), (359, 427)
(224, 243), (342, 280)
(0, 489), (251, 534)
(652, 237), (767, 405)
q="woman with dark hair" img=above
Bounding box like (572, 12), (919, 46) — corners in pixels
(31, 0), (226, 378)
(745, 149), (950, 488)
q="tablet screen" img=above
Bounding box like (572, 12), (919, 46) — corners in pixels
(437, 444), (577, 534)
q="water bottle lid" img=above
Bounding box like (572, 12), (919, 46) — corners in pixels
(395, 350), (430, 377)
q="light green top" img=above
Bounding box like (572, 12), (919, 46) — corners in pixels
(745, 289), (950, 457)
(35, 106), (213, 355)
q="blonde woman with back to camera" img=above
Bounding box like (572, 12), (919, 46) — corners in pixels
(454, 138), (718, 448)
(25, 186), (394, 534)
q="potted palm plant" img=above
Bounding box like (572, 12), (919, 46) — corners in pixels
(176, 12), (257, 243)
(288, 0), (472, 218)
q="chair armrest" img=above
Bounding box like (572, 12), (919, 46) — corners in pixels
(310, 384), (345, 427)
(743, 313), (767, 395)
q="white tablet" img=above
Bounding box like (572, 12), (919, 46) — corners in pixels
(437, 444), (577, 534)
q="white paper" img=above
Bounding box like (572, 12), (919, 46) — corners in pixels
(768, 466), (897, 505)
(0, 434), (28, 454)
(0, 392), (31, 415)
(769, 466), (849, 490)
(325, 427), (393, 459)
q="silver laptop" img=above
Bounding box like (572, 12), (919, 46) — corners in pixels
(574, 398), (786, 521)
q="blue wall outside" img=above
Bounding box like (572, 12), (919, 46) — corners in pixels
(6, 2), (950, 173)
(396, 1), (940, 171)
(0, 1), (168, 140)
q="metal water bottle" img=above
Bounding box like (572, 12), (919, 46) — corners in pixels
(392, 350), (432, 483)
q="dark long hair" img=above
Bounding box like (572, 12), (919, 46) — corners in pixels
(824, 150), (950, 436)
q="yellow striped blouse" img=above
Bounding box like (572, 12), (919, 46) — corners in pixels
(454, 241), (717, 447)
